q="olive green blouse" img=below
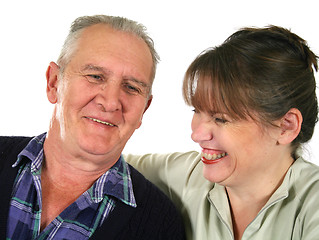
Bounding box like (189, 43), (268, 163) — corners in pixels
(125, 152), (319, 240)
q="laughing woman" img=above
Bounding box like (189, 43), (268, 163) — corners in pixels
(126, 26), (319, 240)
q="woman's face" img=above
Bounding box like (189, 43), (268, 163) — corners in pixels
(191, 110), (284, 187)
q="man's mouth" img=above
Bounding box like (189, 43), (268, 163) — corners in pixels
(201, 151), (228, 164)
(85, 117), (117, 127)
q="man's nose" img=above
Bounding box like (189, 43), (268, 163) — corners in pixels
(96, 83), (122, 112)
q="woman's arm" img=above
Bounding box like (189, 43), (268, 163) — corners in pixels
(124, 151), (201, 203)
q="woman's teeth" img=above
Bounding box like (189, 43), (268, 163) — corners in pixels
(86, 117), (116, 127)
(201, 152), (227, 161)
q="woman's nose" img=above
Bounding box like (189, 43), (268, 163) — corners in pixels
(191, 113), (213, 143)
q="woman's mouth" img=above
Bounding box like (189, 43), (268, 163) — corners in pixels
(201, 151), (228, 164)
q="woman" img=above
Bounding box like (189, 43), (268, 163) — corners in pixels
(125, 26), (319, 239)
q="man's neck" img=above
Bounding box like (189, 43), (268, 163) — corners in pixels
(43, 130), (119, 181)
(40, 133), (114, 231)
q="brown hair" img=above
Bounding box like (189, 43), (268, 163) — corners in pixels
(183, 26), (318, 155)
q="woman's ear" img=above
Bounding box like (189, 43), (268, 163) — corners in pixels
(277, 108), (303, 145)
(46, 62), (60, 104)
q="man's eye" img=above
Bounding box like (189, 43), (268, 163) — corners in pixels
(123, 83), (141, 94)
(87, 74), (103, 82)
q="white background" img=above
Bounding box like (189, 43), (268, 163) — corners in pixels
(0, 0), (318, 164)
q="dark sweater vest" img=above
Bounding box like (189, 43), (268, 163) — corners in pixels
(0, 136), (185, 240)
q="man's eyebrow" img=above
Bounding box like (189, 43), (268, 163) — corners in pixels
(81, 64), (112, 75)
(125, 77), (151, 89)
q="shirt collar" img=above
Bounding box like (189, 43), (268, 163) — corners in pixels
(13, 132), (136, 208)
(89, 156), (137, 207)
(13, 133), (46, 175)
(207, 158), (303, 228)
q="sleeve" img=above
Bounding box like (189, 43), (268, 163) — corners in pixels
(298, 180), (319, 239)
(299, 212), (319, 239)
(124, 151), (201, 206)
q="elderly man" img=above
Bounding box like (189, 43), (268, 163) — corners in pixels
(0, 15), (184, 239)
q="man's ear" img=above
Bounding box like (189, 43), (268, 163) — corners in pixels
(46, 62), (60, 104)
(277, 108), (303, 145)
(143, 95), (153, 113)
(136, 95), (153, 129)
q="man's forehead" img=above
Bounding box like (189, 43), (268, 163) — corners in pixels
(71, 25), (153, 86)
(79, 24), (135, 45)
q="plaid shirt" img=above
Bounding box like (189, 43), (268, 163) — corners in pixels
(6, 133), (136, 240)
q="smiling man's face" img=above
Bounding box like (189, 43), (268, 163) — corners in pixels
(46, 24), (153, 163)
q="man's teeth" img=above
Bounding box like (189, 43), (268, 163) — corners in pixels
(202, 152), (227, 161)
(87, 117), (116, 127)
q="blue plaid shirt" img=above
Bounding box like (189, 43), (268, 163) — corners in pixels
(6, 133), (136, 239)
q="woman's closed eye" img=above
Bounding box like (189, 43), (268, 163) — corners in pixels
(211, 113), (230, 124)
(214, 117), (228, 124)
